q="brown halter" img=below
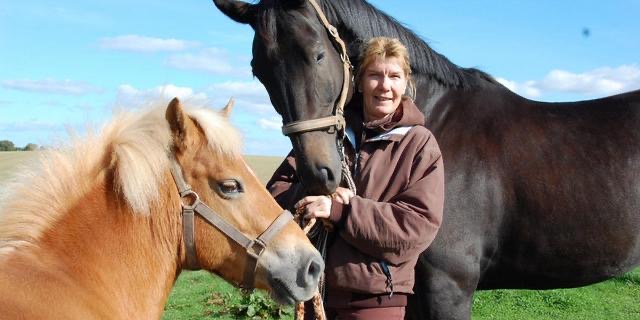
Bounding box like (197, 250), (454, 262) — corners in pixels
(169, 156), (293, 289)
(280, 0), (353, 137)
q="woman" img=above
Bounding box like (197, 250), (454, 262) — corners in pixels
(267, 37), (444, 320)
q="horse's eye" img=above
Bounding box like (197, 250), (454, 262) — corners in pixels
(217, 179), (243, 198)
(316, 52), (326, 63)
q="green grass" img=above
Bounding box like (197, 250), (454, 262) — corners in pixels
(472, 268), (640, 319)
(162, 271), (253, 320)
(2, 151), (640, 319)
(163, 271), (293, 320)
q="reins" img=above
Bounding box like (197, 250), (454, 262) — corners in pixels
(169, 156), (293, 289)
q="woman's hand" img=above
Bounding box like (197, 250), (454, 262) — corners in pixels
(295, 187), (355, 220)
(295, 195), (332, 219)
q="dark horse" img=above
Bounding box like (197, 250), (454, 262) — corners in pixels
(212, 0), (640, 319)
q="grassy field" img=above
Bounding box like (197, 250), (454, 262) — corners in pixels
(1, 151), (639, 319)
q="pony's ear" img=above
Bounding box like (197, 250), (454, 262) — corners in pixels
(166, 97), (196, 152)
(213, 0), (256, 25)
(221, 97), (235, 118)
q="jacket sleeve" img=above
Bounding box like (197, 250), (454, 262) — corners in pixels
(338, 134), (444, 265)
(266, 150), (306, 212)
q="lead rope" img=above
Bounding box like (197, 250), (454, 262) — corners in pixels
(294, 140), (356, 320)
(293, 208), (327, 320)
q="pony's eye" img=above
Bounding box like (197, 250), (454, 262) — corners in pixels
(316, 52), (326, 63)
(217, 179), (243, 197)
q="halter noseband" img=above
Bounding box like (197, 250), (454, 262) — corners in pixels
(169, 156), (293, 289)
(280, 0), (353, 137)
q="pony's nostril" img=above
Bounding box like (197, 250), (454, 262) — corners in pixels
(306, 257), (324, 286)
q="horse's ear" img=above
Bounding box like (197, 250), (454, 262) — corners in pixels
(213, 0), (256, 25)
(221, 97), (235, 118)
(166, 98), (196, 152)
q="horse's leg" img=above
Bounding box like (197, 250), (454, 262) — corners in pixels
(407, 249), (480, 320)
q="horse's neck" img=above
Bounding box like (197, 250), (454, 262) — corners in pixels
(5, 177), (182, 319)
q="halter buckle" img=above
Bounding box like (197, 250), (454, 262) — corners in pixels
(247, 239), (267, 260)
(179, 189), (200, 210)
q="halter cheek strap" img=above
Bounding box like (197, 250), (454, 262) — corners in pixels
(281, 0), (353, 137)
(169, 156), (293, 289)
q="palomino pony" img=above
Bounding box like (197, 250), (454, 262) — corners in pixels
(0, 98), (323, 319)
(213, 0), (640, 319)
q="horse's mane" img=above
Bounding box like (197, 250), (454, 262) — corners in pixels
(0, 100), (242, 254)
(325, 0), (497, 88)
(253, 0), (496, 88)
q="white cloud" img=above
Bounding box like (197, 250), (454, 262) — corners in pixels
(114, 84), (209, 108)
(206, 81), (273, 112)
(496, 78), (541, 98)
(167, 48), (236, 74)
(498, 64), (640, 99)
(1, 79), (101, 95)
(257, 117), (282, 131)
(99, 35), (199, 52)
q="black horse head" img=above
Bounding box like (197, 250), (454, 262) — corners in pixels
(214, 0), (352, 195)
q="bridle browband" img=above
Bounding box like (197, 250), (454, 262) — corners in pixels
(280, 0), (353, 137)
(169, 156), (293, 289)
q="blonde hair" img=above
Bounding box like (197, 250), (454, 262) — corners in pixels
(355, 37), (416, 99)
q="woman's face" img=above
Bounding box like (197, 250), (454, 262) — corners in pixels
(360, 56), (408, 122)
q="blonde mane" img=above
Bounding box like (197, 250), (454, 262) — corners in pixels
(0, 100), (242, 254)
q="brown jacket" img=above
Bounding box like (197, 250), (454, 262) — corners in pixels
(267, 98), (444, 308)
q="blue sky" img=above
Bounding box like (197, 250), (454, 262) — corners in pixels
(1, 0), (639, 156)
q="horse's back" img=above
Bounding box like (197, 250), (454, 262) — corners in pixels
(424, 86), (640, 290)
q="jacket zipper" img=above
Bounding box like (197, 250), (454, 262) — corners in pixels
(353, 129), (366, 178)
(379, 261), (394, 299)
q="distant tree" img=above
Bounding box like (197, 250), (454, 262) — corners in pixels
(0, 140), (16, 151)
(23, 143), (39, 151)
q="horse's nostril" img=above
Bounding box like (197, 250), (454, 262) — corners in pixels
(313, 167), (337, 193)
(306, 257), (324, 286)
(318, 167), (333, 183)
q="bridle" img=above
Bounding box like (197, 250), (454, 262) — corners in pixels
(280, 0), (358, 196)
(169, 156), (293, 289)
(280, 0), (353, 137)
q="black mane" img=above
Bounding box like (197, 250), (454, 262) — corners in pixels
(323, 0), (497, 89)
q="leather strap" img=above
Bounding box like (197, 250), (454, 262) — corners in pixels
(282, 115), (345, 136)
(170, 158), (200, 269)
(182, 206), (198, 269)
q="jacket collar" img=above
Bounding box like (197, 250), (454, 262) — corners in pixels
(345, 97), (424, 148)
